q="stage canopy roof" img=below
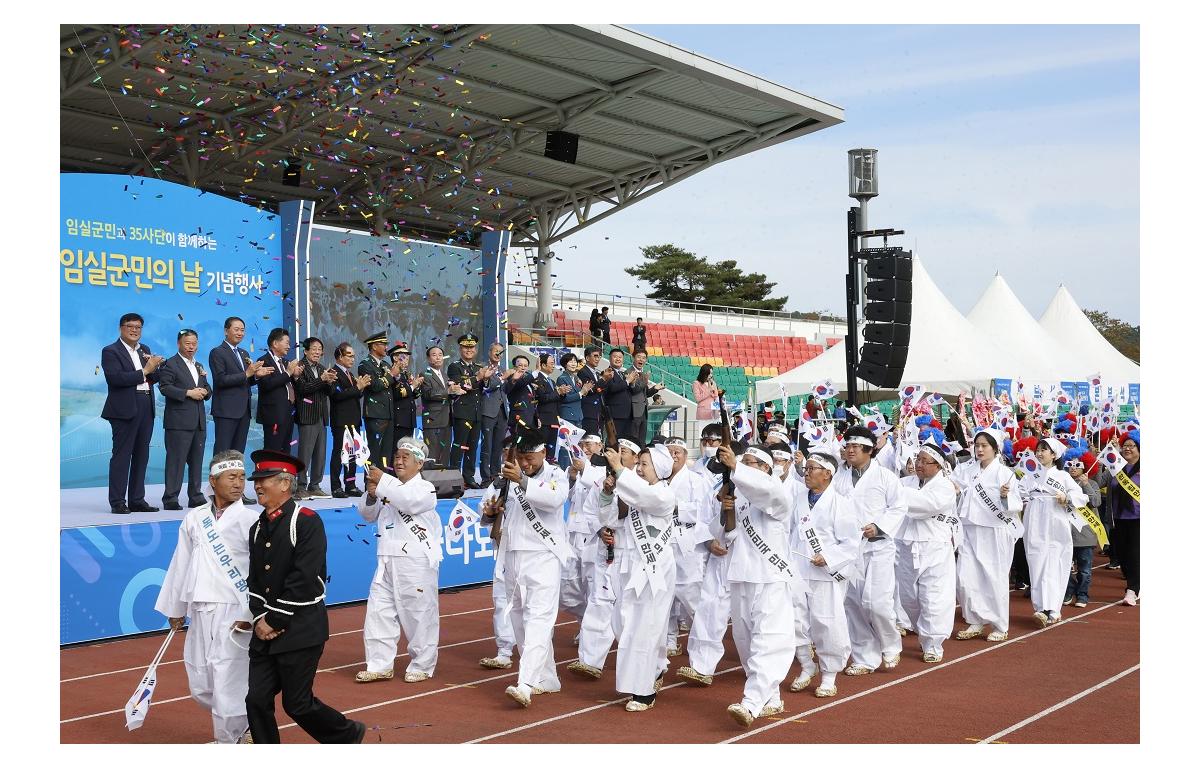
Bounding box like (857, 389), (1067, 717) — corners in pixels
(60, 24), (844, 248)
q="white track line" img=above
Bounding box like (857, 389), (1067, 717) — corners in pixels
(721, 601), (1123, 743)
(60, 619), (579, 724)
(61, 605), (496, 683)
(465, 664), (743, 744)
(977, 664), (1140, 744)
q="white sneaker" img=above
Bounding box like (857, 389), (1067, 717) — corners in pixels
(505, 685), (531, 708)
(1122, 589), (1138, 606)
(727, 703), (754, 727)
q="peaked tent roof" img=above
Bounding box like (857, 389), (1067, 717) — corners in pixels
(1039, 285), (1140, 383)
(756, 255), (1024, 400)
(966, 273), (1069, 383)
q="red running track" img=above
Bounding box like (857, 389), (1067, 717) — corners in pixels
(60, 556), (1138, 744)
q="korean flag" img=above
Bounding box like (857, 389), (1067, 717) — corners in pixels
(900, 384), (924, 402)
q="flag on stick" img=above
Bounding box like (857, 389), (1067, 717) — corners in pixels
(125, 628), (177, 731)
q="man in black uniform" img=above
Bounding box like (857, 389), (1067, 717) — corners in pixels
(244, 449), (366, 744)
(389, 342), (422, 440)
(446, 333), (491, 488)
(359, 331), (395, 468)
(328, 342), (371, 498)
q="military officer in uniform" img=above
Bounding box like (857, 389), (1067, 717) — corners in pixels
(243, 449), (366, 744)
(389, 342), (423, 440)
(446, 333), (493, 488)
(358, 331), (395, 468)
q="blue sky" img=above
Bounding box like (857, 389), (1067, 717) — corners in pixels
(526, 24), (1140, 324)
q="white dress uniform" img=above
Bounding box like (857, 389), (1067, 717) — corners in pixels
(484, 461), (571, 697)
(789, 480), (859, 686)
(724, 463), (795, 718)
(561, 461), (606, 619)
(667, 465), (714, 651)
(598, 468), (677, 697)
(1019, 466), (1088, 619)
(834, 460), (907, 670)
(685, 491), (732, 678)
(155, 499), (258, 743)
(574, 471), (620, 672)
(896, 472), (959, 656)
(358, 471), (442, 677)
(954, 459), (1023, 633)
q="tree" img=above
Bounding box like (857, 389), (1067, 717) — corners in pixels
(1084, 309), (1139, 363)
(624, 243), (787, 311)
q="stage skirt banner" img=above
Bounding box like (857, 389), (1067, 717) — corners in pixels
(60, 173), (283, 489)
(60, 499), (497, 645)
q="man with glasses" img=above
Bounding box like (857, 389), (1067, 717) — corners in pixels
(101, 313), (165, 515)
(328, 342), (372, 498)
(157, 329), (212, 510)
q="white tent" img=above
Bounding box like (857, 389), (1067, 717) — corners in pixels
(967, 273), (1071, 383)
(1039, 285), (1140, 384)
(756, 255), (1024, 400)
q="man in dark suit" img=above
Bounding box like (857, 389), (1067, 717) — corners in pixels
(577, 346), (605, 437)
(358, 331), (394, 467)
(478, 341), (510, 485)
(244, 449), (366, 744)
(599, 307), (612, 345)
(157, 329), (211, 510)
(294, 337), (336, 499)
(504, 354), (538, 435)
(209, 316), (269, 458)
(628, 350), (665, 445)
(446, 333), (490, 488)
(328, 343), (371, 498)
(600, 348), (635, 440)
(418, 345), (460, 467)
(532, 352), (565, 459)
(256, 327), (301, 453)
(101, 313), (165, 514)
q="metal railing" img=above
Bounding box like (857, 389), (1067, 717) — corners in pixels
(506, 284), (848, 336)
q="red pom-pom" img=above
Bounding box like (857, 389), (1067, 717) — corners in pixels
(1011, 437), (1039, 456)
(1079, 452), (1100, 478)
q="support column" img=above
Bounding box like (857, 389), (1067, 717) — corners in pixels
(279, 199), (316, 344)
(533, 242), (554, 332)
(480, 230), (512, 349)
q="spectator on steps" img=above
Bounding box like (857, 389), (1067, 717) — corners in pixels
(589, 308), (602, 344)
(632, 318), (647, 352)
(693, 364), (719, 421)
(599, 307), (612, 345)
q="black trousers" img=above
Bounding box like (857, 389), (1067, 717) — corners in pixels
(365, 418), (393, 468)
(630, 414), (647, 445)
(424, 426), (451, 467)
(541, 419), (560, 464)
(581, 415), (600, 438)
(478, 413), (507, 482)
(296, 422), (327, 489)
(1011, 539), (1031, 586)
(394, 422), (414, 440)
(107, 393), (155, 506)
(452, 417), (482, 480)
(246, 644), (357, 744)
(1112, 517), (1140, 594)
(214, 413), (250, 454)
(329, 422), (359, 491)
(163, 426), (206, 505)
(613, 417), (634, 443)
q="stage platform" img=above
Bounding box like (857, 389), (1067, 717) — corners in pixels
(60, 482), (495, 646)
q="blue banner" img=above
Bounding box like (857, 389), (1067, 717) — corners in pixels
(60, 498), (497, 645)
(1127, 383), (1140, 405)
(60, 174), (282, 489)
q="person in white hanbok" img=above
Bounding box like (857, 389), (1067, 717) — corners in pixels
(717, 444), (796, 728)
(155, 451), (259, 743)
(355, 438), (441, 683)
(953, 429), (1023, 642)
(665, 437), (713, 656)
(480, 430), (571, 708)
(896, 442), (959, 662)
(788, 451), (859, 698)
(597, 442), (678, 711)
(567, 437), (634, 679)
(1019, 438), (1088, 626)
(561, 434), (607, 623)
(835, 426), (907, 675)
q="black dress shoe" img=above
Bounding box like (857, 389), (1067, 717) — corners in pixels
(464, 480), (482, 490)
(350, 719), (367, 744)
(162, 500), (183, 511)
(187, 497), (207, 508)
(129, 501), (160, 513)
(111, 503), (131, 515)
(331, 489), (348, 499)
(345, 487), (363, 497)
(242, 495), (257, 505)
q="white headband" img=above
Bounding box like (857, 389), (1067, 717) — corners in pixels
(744, 447), (772, 466)
(396, 439), (427, 462)
(618, 439), (641, 454)
(1042, 438), (1067, 459)
(807, 455), (837, 473)
(581, 434), (603, 444)
(918, 443), (948, 469)
(518, 443), (547, 454)
(771, 449), (792, 461)
(664, 437), (687, 447)
(845, 435), (875, 448)
(210, 459), (244, 476)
